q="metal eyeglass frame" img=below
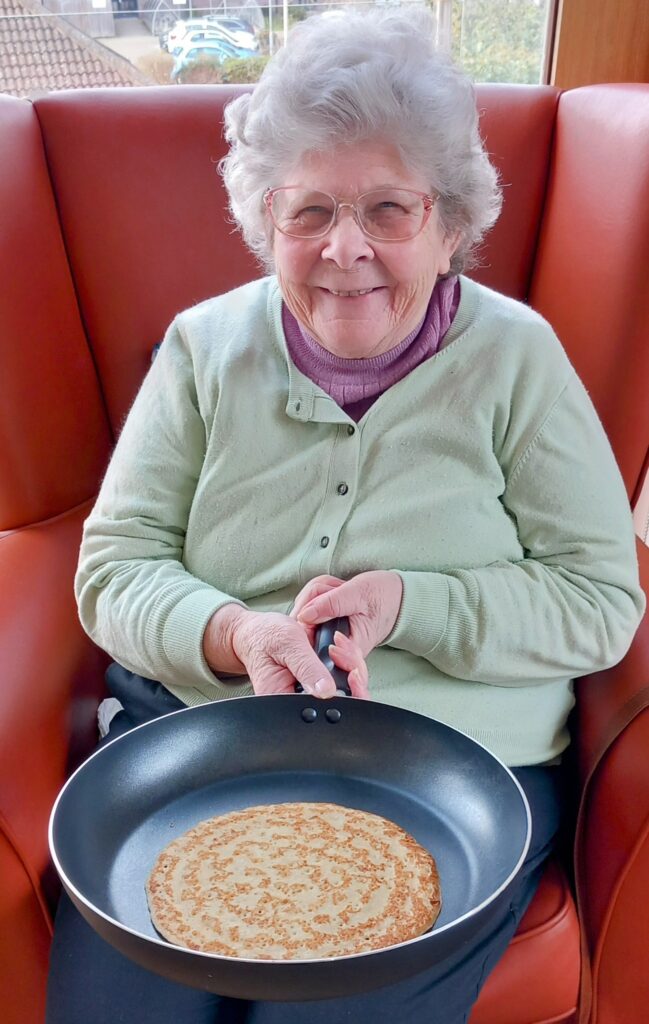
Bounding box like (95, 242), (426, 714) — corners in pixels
(263, 186), (438, 242)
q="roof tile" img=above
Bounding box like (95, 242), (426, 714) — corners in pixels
(0, 0), (151, 96)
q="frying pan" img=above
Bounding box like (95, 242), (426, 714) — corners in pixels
(49, 621), (531, 1002)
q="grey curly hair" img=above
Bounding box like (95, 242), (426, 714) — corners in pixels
(220, 9), (502, 275)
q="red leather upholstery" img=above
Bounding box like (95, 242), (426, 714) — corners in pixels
(472, 862), (580, 1024)
(530, 85), (649, 502)
(0, 826), (51, 1024)
(35, 86), (259, 433)
(574, 540), (649, 1024)
(0, 84), (647, 1024)
(0, 95), (112, 530)
(470, 84), (559, 300)
(0, 504), (110, 1024)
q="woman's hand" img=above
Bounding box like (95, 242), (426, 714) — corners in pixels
(202, 605), (369, 699)
(292, 571), (403, 658)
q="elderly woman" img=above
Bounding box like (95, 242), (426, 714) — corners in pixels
(47, 10), (644, 1024)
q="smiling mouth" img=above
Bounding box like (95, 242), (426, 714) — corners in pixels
(326, 287), (381, 297)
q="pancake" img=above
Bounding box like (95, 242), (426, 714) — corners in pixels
(145, 801), (441, 960)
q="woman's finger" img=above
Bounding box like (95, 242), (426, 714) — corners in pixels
(347, 666), (370, 700)
(248, 663), (299, 696)
(296, 579), (358, 626)
(275, 636), (338, 698)
(233, 611), (337, 698)
(290, 576), (345, 619)
(290, 582), (338, 620)
(329, 632), (370, 699)
(328, 635), (360, 671)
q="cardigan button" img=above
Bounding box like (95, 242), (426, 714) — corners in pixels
(347, 425), (355, 436)
(320, 536), (330, 548)
(337, 483), (349, 495)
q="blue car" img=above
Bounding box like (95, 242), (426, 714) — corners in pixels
(171, 36), (257, 80)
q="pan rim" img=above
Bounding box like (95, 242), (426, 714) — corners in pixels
(49, 694), (532, 967)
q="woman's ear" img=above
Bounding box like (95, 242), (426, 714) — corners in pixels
(442, 228), (462, 272)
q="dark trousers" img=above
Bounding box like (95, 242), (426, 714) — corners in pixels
(47, 666), (564, 1024)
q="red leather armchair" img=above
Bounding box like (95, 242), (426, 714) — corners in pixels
(0, 83), (647, 1024)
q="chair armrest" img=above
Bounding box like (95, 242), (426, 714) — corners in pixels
(0, 502), (107, 912)
(576, 537), (649, 784)
(573, 536), (649, 1020)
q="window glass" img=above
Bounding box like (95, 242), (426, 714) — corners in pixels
(449, 0), (552, 84)
(0, 1), (553, 97)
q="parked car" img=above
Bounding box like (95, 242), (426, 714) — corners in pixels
(162, 16), (258, 54)
(213, 16), (258, 48)
(171, 37), (258, 80)
(161, 18), (204, 53)
(170, 29), (257, 59)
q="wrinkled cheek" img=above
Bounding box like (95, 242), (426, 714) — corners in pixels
(387, 284), (422, 324)
(276, 272), (313, 322)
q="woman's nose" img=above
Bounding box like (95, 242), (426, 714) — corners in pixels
(320, 209), (375, 268)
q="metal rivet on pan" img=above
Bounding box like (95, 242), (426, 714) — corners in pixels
(325, 708), (342, 723)
(301, 707), (318, 723)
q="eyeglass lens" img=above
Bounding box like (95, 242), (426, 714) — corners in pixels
(270, 188), (427, 240)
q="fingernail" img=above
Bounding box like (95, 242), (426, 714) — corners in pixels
(315, 678), (335, 698)
(298, 608), (317, 624)
(333, 630), (349, 645)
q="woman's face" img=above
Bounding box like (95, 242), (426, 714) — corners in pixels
(272, 141), (460, 358)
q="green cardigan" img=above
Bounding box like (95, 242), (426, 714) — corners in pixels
(75, 275), (644, 766)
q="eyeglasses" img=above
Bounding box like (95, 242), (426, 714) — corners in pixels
(263, 186), (438, 242)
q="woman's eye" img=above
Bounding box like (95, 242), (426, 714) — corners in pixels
(295, 205), (330, 218)
(368, 202), (407, 217)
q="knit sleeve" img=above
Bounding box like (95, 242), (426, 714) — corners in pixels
(385, 374), (645, 684)
(74, 318), (249, 697)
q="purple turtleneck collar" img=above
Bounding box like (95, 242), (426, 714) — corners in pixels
(282, 276), (460, 421)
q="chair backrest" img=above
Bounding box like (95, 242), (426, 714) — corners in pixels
(33, 86), (258, 442)
(529, 84), (649, 506)
(31, 84), (561, 435)
(2, 83), (647, 1024)
(0, 95), (111, 532)
(2, 83), (648, 532)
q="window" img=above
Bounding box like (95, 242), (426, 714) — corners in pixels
(0, 1), (554, 98)
(449, 0), (553, 84)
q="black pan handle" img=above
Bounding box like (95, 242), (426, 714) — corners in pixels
(295, 617), (352, 696)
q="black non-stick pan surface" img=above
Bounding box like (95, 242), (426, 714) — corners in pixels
(50, 692), (531, 1001)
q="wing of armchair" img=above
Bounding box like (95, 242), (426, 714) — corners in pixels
(573, 538), (649, 1024)
(524, 83), (649, 1024)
